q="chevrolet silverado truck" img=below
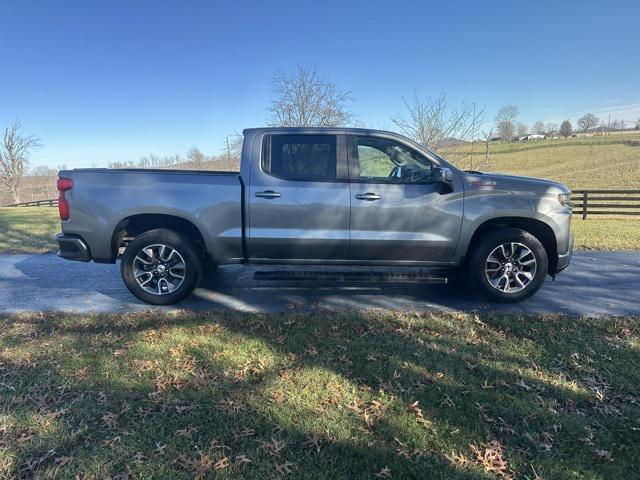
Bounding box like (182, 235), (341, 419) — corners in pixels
(56, 127), (574, 305)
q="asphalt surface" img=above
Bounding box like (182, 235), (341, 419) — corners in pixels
(0, 251), (638, 316)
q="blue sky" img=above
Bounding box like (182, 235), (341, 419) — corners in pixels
(1, 0), (638, 168)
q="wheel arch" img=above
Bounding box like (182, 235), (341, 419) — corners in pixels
(110, 213), (211, 267)
(463, 216), (558, 274)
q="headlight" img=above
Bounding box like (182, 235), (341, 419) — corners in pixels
(558, 192), (572, 207)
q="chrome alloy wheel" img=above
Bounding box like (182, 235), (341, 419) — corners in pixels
(133, 244), (186, 295)
(485, 242), (537, 294)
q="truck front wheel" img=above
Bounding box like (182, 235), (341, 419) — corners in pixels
(469, 228), (548, 302)
(120, 229), (202, 305)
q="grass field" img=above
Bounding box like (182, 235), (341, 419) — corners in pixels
(0, 310), (638, 479)
(0, 207), (639, 254)
(0, 207), (59, 253)
(445, 135), (640, 190)
(571, 218), (640, 250)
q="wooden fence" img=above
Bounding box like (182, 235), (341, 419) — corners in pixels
(572, 190), (640, 219)
(6, 198), (58, 207)
(5, 190), (640, 220)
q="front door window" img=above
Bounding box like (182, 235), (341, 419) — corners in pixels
(355, 137), (433, 184)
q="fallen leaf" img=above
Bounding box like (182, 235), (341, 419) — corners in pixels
(235, 454), (252, 465)
(214, 456), (229, 470)
(276, 461), (295, 474)
(375, 466), (392, 478)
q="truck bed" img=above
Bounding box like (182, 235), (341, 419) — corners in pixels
(59, 168), (244, 264)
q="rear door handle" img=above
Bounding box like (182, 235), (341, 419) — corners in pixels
(355, 192), (382, 201)
(255, 190), (281, 199)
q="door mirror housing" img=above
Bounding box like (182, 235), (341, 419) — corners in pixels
(432, 166), (453, 184)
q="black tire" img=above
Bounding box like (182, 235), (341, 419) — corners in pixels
(469, 228), (548, 303)
(120, 229), (202, 305)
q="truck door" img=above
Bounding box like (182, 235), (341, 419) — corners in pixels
(247, 133), (351, 261)
(347, 134), (464, 264)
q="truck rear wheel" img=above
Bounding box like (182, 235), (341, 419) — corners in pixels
(120, 229), (202, 305)
(469, 228), (547, 303)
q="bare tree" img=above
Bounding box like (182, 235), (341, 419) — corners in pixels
(577, 113), (600, 132)
(532, 121), (545, 135)
(0, 121), (41, 204)
(546, 122), (558, 136)
(517, 122), (528, 138)
(219, 133), (243, 171)
(495, 105), (519, 142)
(559, 120), (572, 138)
(636, 118), (640, 130)
(391, 93), (484, 154)
(268, 63), (352, 127)
(611, 119), (625, 131)
(186, 147), (207, 166)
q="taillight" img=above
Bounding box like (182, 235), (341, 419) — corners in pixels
(57, 178), (73, 220)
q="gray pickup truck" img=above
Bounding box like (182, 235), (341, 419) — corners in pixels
(56, 127), (574, 305)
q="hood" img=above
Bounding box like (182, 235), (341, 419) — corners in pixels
(462, 170), (570, 193)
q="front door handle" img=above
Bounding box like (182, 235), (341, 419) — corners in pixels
(355, 192), (382, 201)
(255, 190), (281, 199)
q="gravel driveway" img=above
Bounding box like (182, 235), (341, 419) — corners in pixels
(0, 251), (638, 316)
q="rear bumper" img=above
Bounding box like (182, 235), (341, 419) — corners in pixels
(56, 233), (91, 262)
(556, 232), (574, 273)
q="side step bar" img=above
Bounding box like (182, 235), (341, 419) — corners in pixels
(253, 271), (448, 284)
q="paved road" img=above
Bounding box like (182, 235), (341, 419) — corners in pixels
(0, 252), (638, 316)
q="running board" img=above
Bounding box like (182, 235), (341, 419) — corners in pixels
(253, 271), (448, 284)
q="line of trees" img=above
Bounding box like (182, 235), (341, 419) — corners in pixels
(493, 106), (635, 142)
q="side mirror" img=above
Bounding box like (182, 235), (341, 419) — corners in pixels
(433, 166), (453, 184)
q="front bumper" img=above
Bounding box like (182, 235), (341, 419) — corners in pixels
(556, 232), (574, 273)
(56, 233), (91, 262)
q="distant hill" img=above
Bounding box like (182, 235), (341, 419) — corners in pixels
(442, 132), (640, 190)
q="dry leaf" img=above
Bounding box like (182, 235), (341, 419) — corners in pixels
(102, 412), (118, 428)
(469, 440), (513, 479)
(375, 466), (392, 478)
(214, 456), (229, 470)
(259, 437), (286, 457)
(276, 461), (295, 474)
(235, 454), (252, 465)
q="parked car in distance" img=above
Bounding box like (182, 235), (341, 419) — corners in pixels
(56, 127), (574, 304)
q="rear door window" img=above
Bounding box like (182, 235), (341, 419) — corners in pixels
(264, 135), (337, 181)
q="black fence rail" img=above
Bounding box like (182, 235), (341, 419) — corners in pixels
(572, 190), (640, 219)
(6, 198), (58, 207)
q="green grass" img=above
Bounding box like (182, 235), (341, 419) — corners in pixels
(572, 218), (640, 250)
(0, 311), (638, 479)
(0, 207), (59, 253)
